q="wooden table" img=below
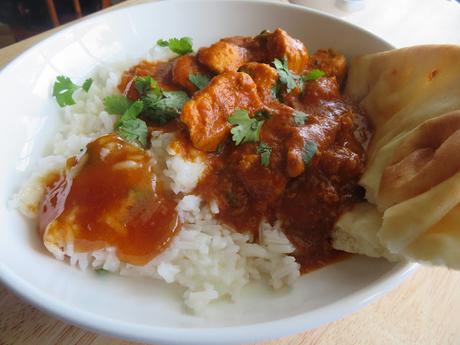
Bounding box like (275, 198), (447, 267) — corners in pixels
(1, 1), (460, 344)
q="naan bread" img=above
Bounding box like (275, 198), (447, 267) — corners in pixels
(333, 45), (460, 268)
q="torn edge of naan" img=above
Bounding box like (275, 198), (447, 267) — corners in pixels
(333, 45), (460, 269)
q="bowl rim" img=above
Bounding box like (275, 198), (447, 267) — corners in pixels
(0, 0), (417, 344)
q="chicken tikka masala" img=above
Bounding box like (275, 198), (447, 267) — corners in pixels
(41, 29), (370, 272)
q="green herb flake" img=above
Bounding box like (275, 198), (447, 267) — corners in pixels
(117, 118), (148, 148)
(273, 58), (300, 93)
(216, 142), (225, 154)
(271, 80), (283, 101)
(302, 69), (326, 82)
(82, 78), (93, 92)
(156, 39), (169, 47)
(188, 73), (210, 90)
(293, 111), (308, 125)
(142, 90), (190, 124)
(52, 75), (94, 107)
(52, 76), (81, 107)
(134, 76), (157, 95)
(157, 37), (193, 55)
(115, 100), (148, 148)
(228, 110), (264, 145)
(257, 142), (272, 167)
(302, 140), (317, 166)
(103, 95), (132, 115)
(95, 268), (110, 275)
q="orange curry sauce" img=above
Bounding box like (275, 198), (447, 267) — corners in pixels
(39, 135), (179, 265)
(39, 29), (370, 271)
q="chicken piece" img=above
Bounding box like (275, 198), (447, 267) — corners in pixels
(261, 28), (309, 74)
(301, 76), (341, 102)
(171, 54), (210, 95)
(224, 143), (288, 209)
(239, 62), (278, 102)
(309, 49), (347, 85)
(119, 60), (177, 100)
(198, 41), (250, 74)
(181, 71), (263, 152)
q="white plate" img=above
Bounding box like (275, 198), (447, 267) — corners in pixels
(0, 1), (417, 344)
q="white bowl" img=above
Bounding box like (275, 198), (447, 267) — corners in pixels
(0, 1), (417, 344)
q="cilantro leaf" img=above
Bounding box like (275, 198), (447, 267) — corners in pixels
(142, 90), (189, 124)
(168, 37), (193, 54)
(52, 75), (94, 107)
(271, 80), (282, 101)
(82, 78), (93, 92)
(188, 73), (210, 90)
(103, 95), (132, 115)
(228, 110), (264, 145)
(156, 37), (193, 55)
(115, 100), (148, 147)
(161, 91), (189, 109)
(302, 69), (326, 81)
(293, 111), (308, 125)
(302, 140), (317, 166)
(95, 268), (110, 275)
(117, 118), (148, 148)
(134, 76), (157, 95)
(257, 142), (272, 167)
(156, 39), (169, 47)
(273, 58), (300, 93)
(53, 76), (80, 107)
(116, 100), (144, 124)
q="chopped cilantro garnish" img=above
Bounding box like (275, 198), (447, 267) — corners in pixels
(216, 142), (225, 154)
(142, 90), (189, 124)
(271, 80), (283, 101)
(188, 73), (210, 90)
(134, 75), (157, 95)
(272, 59), (325, 95)
(95, 268), (110, 274)
(302, 140), (317, 166)
(82, 78), (93, 92)
(156, 39), (169, 47)
(293, 111), (308, 125)
(103, 76), (190, 147)
(114, 100), (148, 148)
(103, 95), (132, 115)
(273, 58), (300, 93)
(228, 110), (264, 145)
(117, 118), (148, 148)
(257, 142), (272, 167)
(52, 76), (80, 107)
(156, 37), (193, 55)
(302, 69), (326, 81)
(53, 76), (94, 107)
(115, 100), (144, 124)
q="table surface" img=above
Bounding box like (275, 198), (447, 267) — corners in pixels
(1, 1), (460, 344)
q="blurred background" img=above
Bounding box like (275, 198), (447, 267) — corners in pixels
(0, 0), (124, 48)
(0, 0), (459, 49)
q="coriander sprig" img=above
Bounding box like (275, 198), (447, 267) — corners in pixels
(302, 140), (317, 166)
(52, 76), (93, 107)
(257, 142), (272, 167)
(156, 37), (193, 55)
(228, 109), (264, 145)
(188, 73), (210, 90)
(272, 58), (325, 95)
(293, 110), (308, 125)
(103, 75), (190, 147)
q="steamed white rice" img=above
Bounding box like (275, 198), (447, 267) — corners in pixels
(12, 47), (300, 312)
